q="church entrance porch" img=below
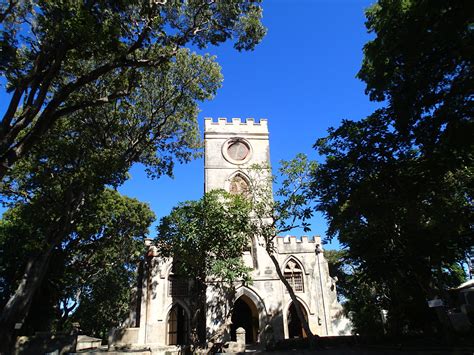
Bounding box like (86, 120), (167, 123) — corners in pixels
(230, 295), (259, 343)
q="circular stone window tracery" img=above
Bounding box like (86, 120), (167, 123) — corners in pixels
(222, 138), (252, 165)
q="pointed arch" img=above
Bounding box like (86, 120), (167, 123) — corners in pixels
(282, 256), (305, 293)
(233, 286), (268, 343)
(285, 300), (309, 339)
(283, 297), (311, 318)
(167, 264), (189, 297)
(281, 255), (307, 275)
(164, 299), (191, 320)
(234, 286), (267, 316)
(283, 297), (312, 339)
(226, 170), (251, 196)
(165, 301), (190, 345)
(231, 294), (259, 343)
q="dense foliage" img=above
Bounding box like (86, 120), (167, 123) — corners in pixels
(158, 189), (253, 284)
(248, 155), (320, 346)
(324, 250), (386, 336)
(0, 1), (265, 349)
(313, 0), (473, 336)
(157, 189), (253, 345)
(0, 0), (266, 177)
(0, 189), (154, 338)
(0, 45), (222, 347)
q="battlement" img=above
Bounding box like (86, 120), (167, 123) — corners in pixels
(205, 117), (268, 127)
(276, 235), (323, 253)
(204, 117), (268, 135)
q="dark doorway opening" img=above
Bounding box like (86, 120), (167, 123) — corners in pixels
(167, 304), (188, 345)
(230, 296), (258, 343)
(288, 301), (308, 338)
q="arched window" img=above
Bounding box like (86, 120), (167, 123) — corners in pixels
(229, 173), (250, 196)
(168, 266), (189, 297)
(284, 259), (304, 292)
(167, 304), (188, 345)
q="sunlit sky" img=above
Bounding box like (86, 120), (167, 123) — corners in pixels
(0, 0), (381, 249)
(119, 0), (380, 248)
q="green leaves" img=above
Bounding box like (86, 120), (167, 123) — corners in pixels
(0, 189), (155, 335)
(0, 0), (266, 177)
(312, 1), (474, 333)
(247, 155), (317, 240)
(312, 0), (473, 335)
(157, 189), (253, 284)
(359, 0), (473, 151)
(0, 1), (266, 345)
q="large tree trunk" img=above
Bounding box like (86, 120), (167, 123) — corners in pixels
(267, 251), (320, 349)
(189, 277), (208, 349)
(0, 190), (81, 353)
(207, 285), (236, 346)
(0, 244), (55, 353)
(411, 270), (454, 340)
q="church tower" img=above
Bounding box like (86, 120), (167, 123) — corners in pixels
(110, 118), (351, 350)
(204, 117), (271, 271)
(204, 117), (270, 194)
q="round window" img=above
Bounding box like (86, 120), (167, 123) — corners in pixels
(222, 138), (252, 164)
(227, 141), (250, 161)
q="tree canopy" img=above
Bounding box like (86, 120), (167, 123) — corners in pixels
(312, 0), (473, 336)
(359, 0), (473, 160)
(247, 156), (321, 346)
(0, 0), (266, 178)
(158, 189), (253, 284)
(0, 2), (266, 349)
(0, 188), (155, 338)
(157, 189), (253, 345)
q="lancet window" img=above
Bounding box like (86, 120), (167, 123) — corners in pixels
(168, 267), (189, 297)
(229, 173), (250, 196)
(284, 259), (304, 292)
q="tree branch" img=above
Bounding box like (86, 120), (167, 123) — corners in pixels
(0, 0), (16, 23)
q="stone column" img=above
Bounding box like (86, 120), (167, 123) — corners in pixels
(236, 327), (246, 352)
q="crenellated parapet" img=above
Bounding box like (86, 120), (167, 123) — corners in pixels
(276, 235), (322, 254)
(204, 117), (268, 136)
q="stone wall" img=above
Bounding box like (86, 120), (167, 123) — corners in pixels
(116, 117), (351, 349)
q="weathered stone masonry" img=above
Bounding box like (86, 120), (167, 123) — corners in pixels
(110, 118), (351, 350)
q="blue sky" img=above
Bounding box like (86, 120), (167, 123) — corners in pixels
(119, 0), (381, 247)
(0, 1), (381, 249)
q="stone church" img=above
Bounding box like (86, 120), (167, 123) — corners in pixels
(111, 118), (350, 350)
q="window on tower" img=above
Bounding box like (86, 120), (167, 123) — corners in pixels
(229, 174), (250, 196)
(227, 140), (250, 161)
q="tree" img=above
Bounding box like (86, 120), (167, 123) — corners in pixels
(0, 46), (224, 350)
(71, 267), (138, 340)
(311, 0), (473, 337)
(0, 0), (266, 178)
(157, 189), (253, 347)
(0, 189), (155, 338)
(358, 0), (472, 159)
(313, 112), (471, 336)
(325, 249), (388, 336)
(247, 155), (320, 347)
(0, 3), (265, 348)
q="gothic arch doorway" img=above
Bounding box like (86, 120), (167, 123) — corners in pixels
(167, 303), (188, 345)
(287, 301), (308, 339)
(230, 295), (259, 344)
